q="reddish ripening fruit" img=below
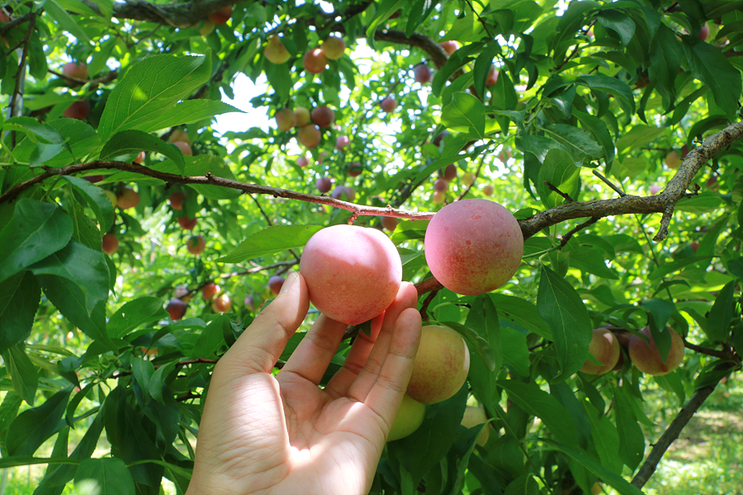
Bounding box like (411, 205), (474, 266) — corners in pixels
(166, 298), (187, 321)
(432, 191), (446, 204)
(413, 64), (432, 83)
(316, 177), (333, 193)
(83, 175), (104, 183)
(177, 216), (198, 230)
(381, 216), (398, 232)
(331, 185), (355, 201)
(580, 329), (621, 375)
(297, 155), (309, 167)
(63, 62), (89, 80)
(173, 141), (192, 156)
(348, 161), (363, 177)
(117, 187), (139, 209)
(681, 144), (691, 158)
(102, 233), (119, 255)
(264, 35), (291, 64)
(321, 36), (346, 60)
(434, 179), (448, 192)
(294, 106), (310, 126)
(275, 108), (296, 131)
(425, 199), (524, 296)
(268, 275), (285, 295)
(665, 151), (681, 169)
(650, 184), (662, 195)
(486, 66), (499, 87)
(303, 48), (327, 74)
(336, 135), (350, 150)
(212, 294), (232, 313)
(311, 105), (335, 128)
(407, 325), (470, 404)
(208, 5), (232, 24)
(380, 97), (397, 113)
(169, 191), (186, 210)
(690, 241), (700, 253)
(134, 151), (146, 164)
(439, 40), (459, 55)
(64, 101), (90, 120)
(628, 326), (685, 376)
(433, 130), (450, 147)
(300, 225), (403, 325)
(699, 22), (710, 41)
(187, 235), (206, 255)
(202, 282), (221, 301)
(706, 176), (719, 192)
(174, 285), (190, 300)
(297, 125), (321, 148)
(482, 185), (494, 197)
(244, 294), (257, 311)
(439, 163), (457, 181)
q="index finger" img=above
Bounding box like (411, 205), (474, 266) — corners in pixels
(218, 272), (309, 374)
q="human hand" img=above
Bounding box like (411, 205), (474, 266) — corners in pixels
(186, 272), (422, 495)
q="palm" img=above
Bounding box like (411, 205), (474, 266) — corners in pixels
(187, 275), (421, 495)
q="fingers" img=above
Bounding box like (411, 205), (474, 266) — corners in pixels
(323, 311), (385, 398)
(219, 272), (309, 374)
(278, 313), (347, 385)
(361, 308), (422, 425)
(346, 283), (420, 402)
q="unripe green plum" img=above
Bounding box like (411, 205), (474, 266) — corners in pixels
(580, 328), (621, 375)
(461, 405), (490, 446)
(264, 36), (290, 64)
(665, 151), (681, 169)
(628, 326), (685, 376)
(105, 190), (117, 208)
(297, 125), (321, 148)
(299, 225), (402, 325)
(432, 191), (446, 204)
(321, 36), (346, 60)
(173, 141), (192, 156)
(387, 394), (426, 441)
(275, 108), (296, 131)
(407, 325), (470, 405)
(461, 172), (475, 186)
(424, 199), (523, 296)
(294, 106), (310, 126)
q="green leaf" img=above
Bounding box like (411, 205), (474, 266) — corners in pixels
(542, 124), (603, 163)
(578, 75), (635, 116)
(2, 344), (39, 405)
(441, 92), (486, 138)
(146, 99), (241, 135)
(62, 176), (115, 233)
(74, 458), (136, 495)
(492, 294), (552, 340)
(705, 281), (735, 342)
(649, 24), (684, 107)
(441, 320), (496, 372)
(537, 148), (581, 208)
(648, 255), (714, 280)
(682, 38), (742, 120)
(108, 297), (169, 339)
(551, 1), (600, 61)
(44, 0), (91, 43)
(219, 225), (323, 263)
(501, 325), (531, 377)
(572, 108), (615, 167)
(406, 0), (438, 37)
(464, 296), (501, 409)
(147, 155), (242, 199)
(597, 9), (635, 45)
(6, 387), (71, 456)
(544, 440), (644, 495)
(614, 386), (645, 470)
(584, 401), (622, 474)
(516, 134), (566, 163)
(30, 240), (109, 314)
(497, 379), (579, 447)
(365, 0), (408, 49)
(537, 266), (592, 381)
(4, 117), (64, 144)
(98, 54), (212, 140)
(0, 199), (73, 285)
(615, 124), (665, 158)
(191, 315), (230, 359)
(569, 245), (619, 279)
(100, 130), (185, 172)
(0, 271), (40, 353)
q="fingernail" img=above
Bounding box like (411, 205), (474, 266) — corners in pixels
(279, 272), (298, 295)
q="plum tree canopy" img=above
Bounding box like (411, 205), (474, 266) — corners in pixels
(1, 0), (742, 494)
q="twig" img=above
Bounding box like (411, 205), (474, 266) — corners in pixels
(631, 363), (736, 488)
(544, 181), (574, 202)
(414, 277), (444, 295)
(0, 12), (33, 37)
(418, 290), (439, 323)
(462, 0), (493, 38)
(175, 357), (218, 367)
(560, 217), (599, 248)
(683, 340), (733, 360)
(248, 194), (301, 262)
(592, 170), (625, 197)
(457, 155), (486, 201)
(7, 11), (35, 122)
